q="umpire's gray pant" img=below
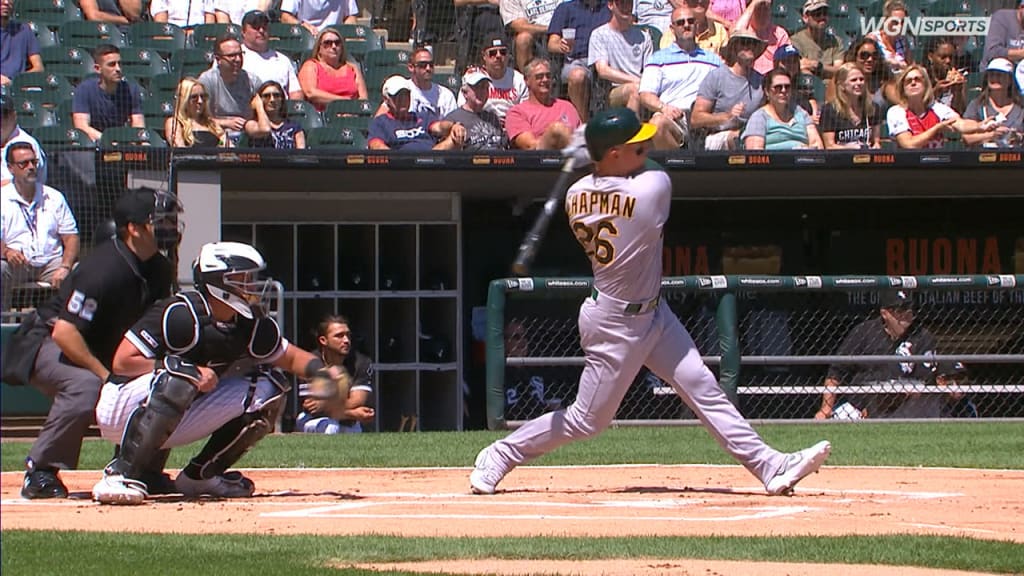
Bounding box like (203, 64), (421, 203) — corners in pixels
(27, 338), (104, 470)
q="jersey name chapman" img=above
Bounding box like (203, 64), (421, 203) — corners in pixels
(565, 191), (637, 219)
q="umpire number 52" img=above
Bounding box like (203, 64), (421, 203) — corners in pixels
(66, 290), (98, 321)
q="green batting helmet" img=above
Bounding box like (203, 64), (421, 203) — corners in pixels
(585, 107), (657, 161)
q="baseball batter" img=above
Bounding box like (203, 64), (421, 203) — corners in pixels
(470, 108), (831, 495)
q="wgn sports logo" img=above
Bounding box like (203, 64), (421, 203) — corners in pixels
(859, 15), (989, 36)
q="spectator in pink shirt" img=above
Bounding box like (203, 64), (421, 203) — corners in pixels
(733, 0), (789, 74)
(505, 58), (582, 149)
(708, 0), (745, 29)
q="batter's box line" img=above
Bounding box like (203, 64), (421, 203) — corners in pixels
(902, 522), (998, 535)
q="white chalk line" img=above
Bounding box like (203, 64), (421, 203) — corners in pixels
(902, 522), (998, 535)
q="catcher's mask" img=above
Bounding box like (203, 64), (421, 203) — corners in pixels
(193, 241), (273, 320)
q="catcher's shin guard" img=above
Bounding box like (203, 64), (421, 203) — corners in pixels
(107, 357), (201, 480)
(187, 392), (286, 480)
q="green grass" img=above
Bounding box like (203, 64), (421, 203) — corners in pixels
(3, 423), (1023, 575)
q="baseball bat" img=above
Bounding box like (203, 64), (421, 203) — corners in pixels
(511, 155), (577, 277)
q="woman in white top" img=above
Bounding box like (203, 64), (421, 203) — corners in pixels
(886, 64), (993, 149)
(150, 0), (215, 29)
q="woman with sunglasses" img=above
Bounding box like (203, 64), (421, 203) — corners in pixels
(962, 58), (1023, 148)
(821, 62), (881, 149)
(298, 28), (368, 112)
(838, 37), (898, 108)
(245, 80), (306, 149)
(165, 77), (229, 149)
(742, 69), (822, 150)
(887, 64), (995, 149)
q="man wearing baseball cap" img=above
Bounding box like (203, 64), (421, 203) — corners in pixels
(789, 0), (845, 80)
(368, 75), (467, 150)
(690, 28), (767, 150)
(982, 0), (1024, 68)
(240, 10), (303, 100)
(470, 107), (832, 498)
(444, 70), (508, 150)
(458, 34), (528, 125)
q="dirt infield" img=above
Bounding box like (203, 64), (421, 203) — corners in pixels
(3, 465), (1021, 575)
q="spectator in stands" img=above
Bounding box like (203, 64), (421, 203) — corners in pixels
(733, 0), (789, 75)
(240, 10), (304, 100)
(212, 0), (266, 24)
(462, 34), (528, 125)
(707, 0), (745, 29)
(742, 68), (822, 149)
(1, 94), (46, 187)
(0, 0), (44, 87)
(840, 37), (897, 108)
(888, 64), (994, 149)
(454, 0), (506, 76)
(150, 0), (214, 29)
(820, 62), (882, 149)
(660, 0), (729, 56)
(1, 142), (78, 313)
(445, 69), (508, 150)
(962, 58), (1023, 148)
(72, 45), (145, 143)
(982, 0), (1024, 68)
(866, 0), (912, 74)
(298, 27), (368, 112)
(814, 290), (937, 420)
(505, 58), (581, 149)
(199, 35), (260, 144)
(589, 0), (654, 114)
(774, 44), (819, 121)
(547, 0), (611, 122)
(641, 5), (723, 150)
(634, 0), (671, 34)
(296, 314), (375, 434)
(500, 0), (564, 70)
(788, 0), (844, 80)
(79, 0), (144, 25)
(924, 37), (968, 114)
(245, 80), (306, 148)
(165, 76), (230, 148)
(367, 75), (466, 150)
(280, 0), (358, 36)
(407, 47), (458, 118)
(691, 28), (765, 150)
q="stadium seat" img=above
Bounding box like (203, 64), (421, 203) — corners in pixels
(29, 126), (91, 148)
(10, 72), (74, 109)
(190, 23), (241, 52)
(39, 46), (95, 81)
(15, 0), (81, 29)
(170, 48), (215, 77)
(149, 73), (182, 101)
(433, 73), (460, 94)
(364, 49), (412, 70)
(325, 114), (369, 135)
(127, 22), (188, 56)
(324, 99), (376, 122)
(284, 99), (323, 131)
(307, 126), (367, 149)
(23, 21), (60, 48)
(11, 99), (58, 130)
(268, 23), (314, 58)
(142, 99), (175, 132)
(119, 48), (170, 83)
(58, 21), (128, 50)
(334, 24), (381, 60)
(97, 126), (168, 147)
(364, 64), (409, 96)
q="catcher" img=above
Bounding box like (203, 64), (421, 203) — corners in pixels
(297, 314), (375, 434)
(91, 241), (347, 505)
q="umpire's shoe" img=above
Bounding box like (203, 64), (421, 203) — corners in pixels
(21, 460), (68, 500)
(92, 474), (148, 505)
(765, 440), (832, 496)
(175, 470), (255, 498)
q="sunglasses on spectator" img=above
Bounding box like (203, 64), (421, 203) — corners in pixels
(770, 83), (792, 92)
(13, 158), (40, 168)
(485, 48), (508, 57)
(808, 8), (828, 17)
(531, 72), (553, 80)
(261, 91), (284, 99)
(413, 61), (434, 68)
(903, 75), (924, 85)
(321, 38), (342, 47)
(219, 51), (243, 60)
(858, 50), (878, 60)
(674, 17), (696, 25)
(189, 92), (206, 101)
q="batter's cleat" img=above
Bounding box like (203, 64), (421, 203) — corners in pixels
(138, 471), (177, 495)
(469, 446), (504, 495)
(92, 474), (148, 505)
(765, 440), (832, 496)
(21, 467), (68, 500)
(175, 470), (255, 498)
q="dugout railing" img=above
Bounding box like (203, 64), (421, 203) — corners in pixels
(483, 275), (1024, 430)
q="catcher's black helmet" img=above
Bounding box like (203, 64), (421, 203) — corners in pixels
(584, 107), (657, 161)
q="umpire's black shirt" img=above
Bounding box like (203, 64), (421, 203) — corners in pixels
(37, 238), (174, 369)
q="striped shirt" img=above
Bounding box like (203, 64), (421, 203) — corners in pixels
(639, 44), (722, 110)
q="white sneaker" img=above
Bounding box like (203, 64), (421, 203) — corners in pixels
(469, 446), (505, 495)
(92, 474), (148, 505)
(765, 440), (831, 496)
(174, 470), (255, 498)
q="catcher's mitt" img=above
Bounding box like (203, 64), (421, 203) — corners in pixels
(306, 367), (352, 401)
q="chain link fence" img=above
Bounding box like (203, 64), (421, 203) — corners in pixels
(486, 276), (1024, 427)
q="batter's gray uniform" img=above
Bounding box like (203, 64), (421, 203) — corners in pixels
(480, 163), (791, 486)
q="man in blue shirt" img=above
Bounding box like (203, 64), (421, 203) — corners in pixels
(1, 0), (44, 86)
(546, 0), (611, 121)
(368, 75), (466, 151)
(71, 45), (144, 143)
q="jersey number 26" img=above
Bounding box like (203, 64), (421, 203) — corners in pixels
(572, 220), (618, 265)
